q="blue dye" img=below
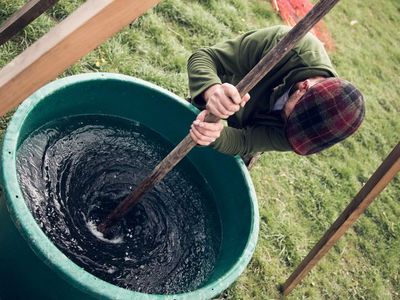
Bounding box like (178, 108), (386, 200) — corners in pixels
(16, 114), (221, 294)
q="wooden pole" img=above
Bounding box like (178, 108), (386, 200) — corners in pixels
(98, 0), (342, 233)
(0, 0), (160, 116)
(0, 0), (59, 46)
(282, 142), (400, 296)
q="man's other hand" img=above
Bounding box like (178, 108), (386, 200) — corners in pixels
(190, 110), (224, 146)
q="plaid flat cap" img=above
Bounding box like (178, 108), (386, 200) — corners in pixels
(285, 78), (365, 155)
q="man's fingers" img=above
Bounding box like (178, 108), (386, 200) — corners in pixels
(222, 83), (242, 105)
(195, 126), (221, 138)
(195, 110), (207, 122)
(206, 100), (230, 119)
(215, 100), (234, 116)
(191, 111), (223, 145)
(194, 119), (223, 132)
(220, 98), (240, 113)
(241, 93), (251, 107)
(190, 129), (209, 146)
(221, 84), (249, 110)
(190, 126), (217, 145)
(191, 125), (217, 141)
(208, 96), (239, 118)
(203, 83), (248, 119)
(191, 119), (222, 137)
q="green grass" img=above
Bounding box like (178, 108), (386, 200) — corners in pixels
(1, 0), (399, 299)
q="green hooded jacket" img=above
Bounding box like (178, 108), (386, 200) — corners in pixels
(187, 25), (338, 156)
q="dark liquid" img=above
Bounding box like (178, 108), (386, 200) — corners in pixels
(16, 115), (221, 294)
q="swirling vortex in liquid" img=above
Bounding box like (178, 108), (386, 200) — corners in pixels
(17, 115), (221, 294)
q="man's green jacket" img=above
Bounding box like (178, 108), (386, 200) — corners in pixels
(187, 25), (338, 156)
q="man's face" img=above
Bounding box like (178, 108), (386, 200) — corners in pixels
(283, 76), (327, 119)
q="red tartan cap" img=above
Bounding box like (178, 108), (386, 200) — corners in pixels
(285, 78), (365, 155)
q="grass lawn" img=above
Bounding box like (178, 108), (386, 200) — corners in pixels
(1, 0), (399, 299)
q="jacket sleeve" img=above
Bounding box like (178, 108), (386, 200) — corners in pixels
(210, 125), (291, 156)
(187, 28), (282, 108)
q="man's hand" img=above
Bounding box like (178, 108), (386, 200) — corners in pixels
(203, 83), (250, 119)
(190, 110), (223, 146)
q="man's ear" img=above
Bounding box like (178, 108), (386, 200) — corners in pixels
(298, 80), (309, 91)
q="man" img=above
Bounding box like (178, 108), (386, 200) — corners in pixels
(187, 26), (365, 167)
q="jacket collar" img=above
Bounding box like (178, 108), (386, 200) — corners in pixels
(269, 67), (337, 108)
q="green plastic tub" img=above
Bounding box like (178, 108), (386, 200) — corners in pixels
(0, 73), (259, 300)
